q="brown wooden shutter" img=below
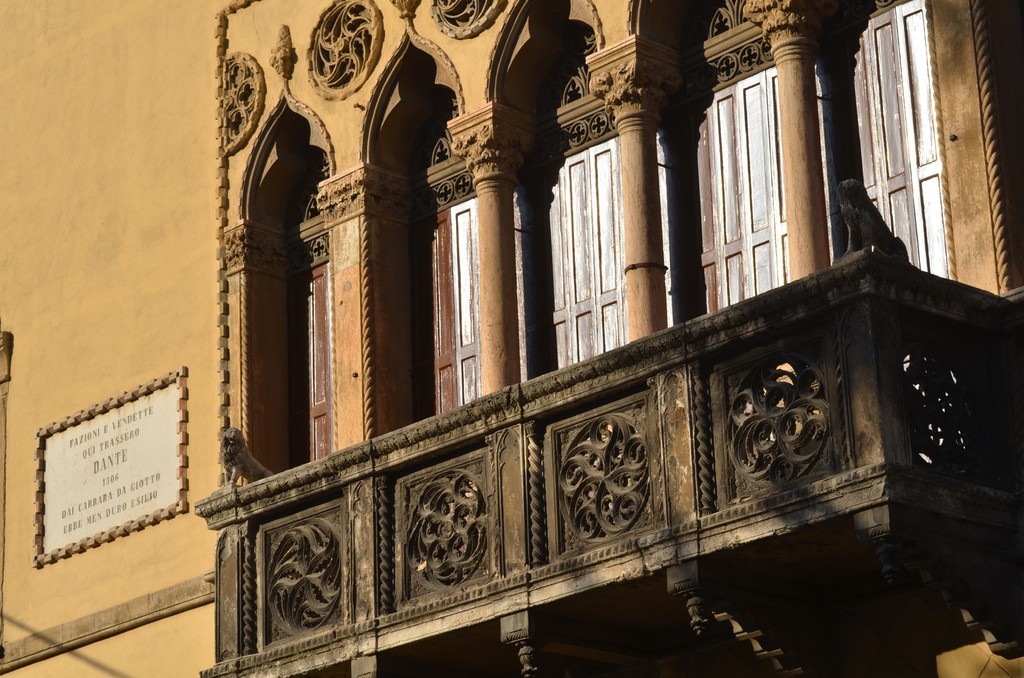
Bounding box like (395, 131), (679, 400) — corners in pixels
(309, 263), (332, 460)
(855, 0), (946, 275)
(699, 68), (788, 312)
(549, 137), (626, 369)
(288, 261), (332, 465)
(431, 200), (481, 414)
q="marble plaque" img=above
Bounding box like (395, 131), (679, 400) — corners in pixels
(35, 368), (188, 566)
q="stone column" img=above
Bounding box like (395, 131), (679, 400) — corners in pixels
(223, 220), (289, 471)
(589, 37), (679, 341)
(745, 0), (837, 279)
(449, 103), (533, 394)
(318, 164), (412, 440)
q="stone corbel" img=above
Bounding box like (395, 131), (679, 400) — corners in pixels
(743, 0), (838, 49)
(448, 103), (534, 185)
(667, 561), (712, 636)
(853, 505), (905, 584)
(587, 36), (681, 128)
(316, 163), (411, 226)
(500, 611), (541, 678)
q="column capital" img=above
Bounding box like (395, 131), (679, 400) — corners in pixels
(744, 0), (838, 48)
(316, 163), (410, 223)
(448, 103), (534, 184)
(587, 36), (680, 125)
(223, 220), (287, 276)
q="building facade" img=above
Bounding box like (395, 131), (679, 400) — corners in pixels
(1, 0), (1024, 675)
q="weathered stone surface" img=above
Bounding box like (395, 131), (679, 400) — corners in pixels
(195, 254), (1024, 676)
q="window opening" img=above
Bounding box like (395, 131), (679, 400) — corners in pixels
(410, 90), (481, 417)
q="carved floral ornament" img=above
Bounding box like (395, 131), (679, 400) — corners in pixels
(390, 0), (422, 20)
(308, 0), (384, 100)
(266, 518), (343, 639)
(558, 412), (650, 543)
(449, 107), (533, 181)
(743, 0), (839, 46)
(430, 0), (507, 39)
(223, 225), (287, 275)
(316, 165), (410, 222)
(407, 469), (488, 591)
(588, 58), (681, 121)
(221, 53), (266, 155)
(728, 354), (830, 488)
(901, 350), (980, 479)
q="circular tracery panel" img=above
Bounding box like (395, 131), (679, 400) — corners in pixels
(430, 0), (506, 39)
(308, 0), (383, 99)
(221, 53), (265, 155)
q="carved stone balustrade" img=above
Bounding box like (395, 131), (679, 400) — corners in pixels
(196, 252), (1024, 677)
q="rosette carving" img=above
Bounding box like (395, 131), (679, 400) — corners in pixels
(558, 412), (650, 543)
(308, 0), (383, 100)
(407, 469), (487, 591)
(221, 53), (265, 155)
(729, 355), (830, 489)
(430, 0), (506, 39)
(265, 519), (342, 640)
(902, 350), (980, 479)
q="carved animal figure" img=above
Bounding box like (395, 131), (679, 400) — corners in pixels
(837, 178), (909, 262)
(220, 427), (273, 486)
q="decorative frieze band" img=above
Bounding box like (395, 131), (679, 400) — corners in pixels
(317, 164), (411, 223)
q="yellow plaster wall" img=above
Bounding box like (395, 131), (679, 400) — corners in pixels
(8, 605), (214, 678)
(0, 0), (222, 664)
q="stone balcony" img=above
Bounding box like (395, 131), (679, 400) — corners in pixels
(196, 252), (1024, 677)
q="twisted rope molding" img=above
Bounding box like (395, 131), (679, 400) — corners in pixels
(216, 0), (263, 437)
(924, 0), (956, 281)
(971, 0), (1011, 293)
(526, 422), (547, 567)
(692, 371), (716, 514)
(241, 532), (258, 654)
(374, 478), (395, 613)
(360, 218), (377, 439)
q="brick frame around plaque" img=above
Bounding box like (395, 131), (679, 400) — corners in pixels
(33, 367), (190, 567)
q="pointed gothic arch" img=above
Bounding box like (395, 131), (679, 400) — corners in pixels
(486, 0), (605, 111)
(628, 0), (694, 46)
(362, 31), (465, 172)
(231, 93), (337, 471)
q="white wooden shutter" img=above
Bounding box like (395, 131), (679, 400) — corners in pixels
(699, 68), (788, 312)
(855, 0), (946, 275)
(550, 137), (626, 368)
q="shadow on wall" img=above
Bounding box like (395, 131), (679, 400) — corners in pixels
(3, 613), (137, 678)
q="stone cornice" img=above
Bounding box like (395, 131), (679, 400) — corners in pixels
(316, 164), (411, 223)
(587, 36), (681, 123)
(448, 103), (534, 184)
(743, 0), (838, 47)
